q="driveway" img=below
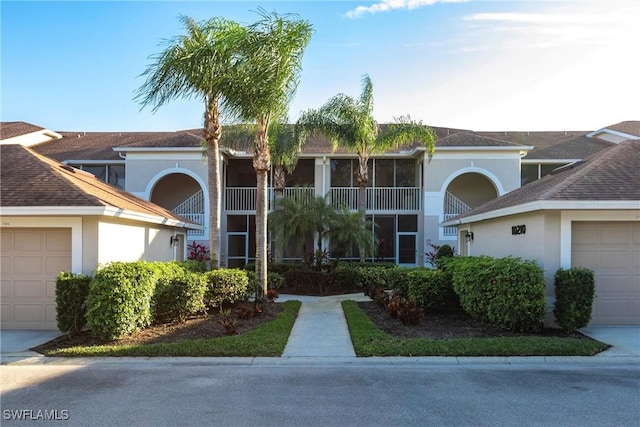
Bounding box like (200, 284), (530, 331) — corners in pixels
(580, 326), (640, 356)
(1, 331), (62, 354)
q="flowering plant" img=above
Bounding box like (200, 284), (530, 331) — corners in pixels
(187, 242), (210, 262)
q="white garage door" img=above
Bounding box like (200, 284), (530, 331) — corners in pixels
(572, 222), (640, 325)
(1, 228), (71, 330)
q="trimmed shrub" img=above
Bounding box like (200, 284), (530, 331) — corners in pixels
(406, 268), (457, 312)
(327, 267), (363, 294)
(386, 267), (411, 296)
(56, 272), (92, 333)
(353, 266), (391, 295)
(449, 256), (546, 332)
(553, 267), (595, 332)
(283, 268), (327, 295)
(86, 262), (170, 340)
(177, 259), (208, 273)
(205, 269), (251, 310)
(153, 270), (208, 323)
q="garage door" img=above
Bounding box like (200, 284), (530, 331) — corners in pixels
(572, 222), (640, 325)
(1, 228), (71, 330)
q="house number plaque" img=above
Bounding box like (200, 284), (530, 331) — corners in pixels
(511, 225), (526, 235)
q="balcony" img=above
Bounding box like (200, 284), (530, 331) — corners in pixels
(225, 187), (316, 211)
(224, 186), (421, 212)
(328, 187), (421, 211)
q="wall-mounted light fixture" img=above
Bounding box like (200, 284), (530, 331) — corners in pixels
(464, 230), (474, 243)
(170, 236), (179, 247)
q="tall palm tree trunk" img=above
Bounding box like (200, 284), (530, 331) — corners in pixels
(204, 95), (222, 268)
(272, 166), (286, 263)
(253, 122), (271, 301)
(356, 155), (369, 262)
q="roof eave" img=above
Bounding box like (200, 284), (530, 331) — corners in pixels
(0, 206), (204, 230)
(441, 200), (640, 226)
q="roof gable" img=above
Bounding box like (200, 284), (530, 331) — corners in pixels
(447, 139), (640, 222)
(0, 144), (194, 225)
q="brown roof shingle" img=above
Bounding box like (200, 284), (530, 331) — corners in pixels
(448, 139), (640, 221)
(604, 121), (640, 137)
(0, 144), (195, 225)
(0, 122), (45, 140)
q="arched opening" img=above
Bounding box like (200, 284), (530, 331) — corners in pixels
(151, 173), (205, 237)
(443, 172), (498, 237)
(151, 173), (201, 210)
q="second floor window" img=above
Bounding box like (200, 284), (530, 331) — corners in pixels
(330, 158), (417, 187)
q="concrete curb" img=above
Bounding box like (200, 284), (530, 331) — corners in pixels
(2, 354), (639, 367)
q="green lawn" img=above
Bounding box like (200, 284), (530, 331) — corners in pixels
(342, 300), (609, 357)
(44, 300), (301, 357)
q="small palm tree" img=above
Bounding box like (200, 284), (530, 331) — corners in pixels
(327, 209), (377, 261)
(297, 74), (436, 260)
(136, 16), (245, 268)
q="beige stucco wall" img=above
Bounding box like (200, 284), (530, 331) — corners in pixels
(462, 211), (560, 288)
(124, 153), (208, 198)
(422, 150), (524, 254)
(97, 218), (178, 265)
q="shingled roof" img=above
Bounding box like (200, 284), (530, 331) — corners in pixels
(0, 122), (46, 140)
(605, 121), (640, 137)
(443, 139), (640, 224)
(0, 144), (199, 228)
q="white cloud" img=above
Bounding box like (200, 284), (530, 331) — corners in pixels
(346, 0), (467, 19)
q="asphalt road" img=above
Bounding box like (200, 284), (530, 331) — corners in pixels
(1, 361), (639, 427)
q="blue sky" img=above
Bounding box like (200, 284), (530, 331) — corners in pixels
(1, 0), (638, 132)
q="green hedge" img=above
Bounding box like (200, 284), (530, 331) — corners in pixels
(86, 262), (176, 340)
(153, 270), (208, 323)
(56, 272), (92, 333)
(204, 269), (251, 310)
(405, 268), (457, 312)
(553, 267), (595, 332)
(449, 256), (546, 332)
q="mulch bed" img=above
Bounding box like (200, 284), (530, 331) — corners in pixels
(33, 301), (282, 353)
(34, 293), (589, 354)
(357, 301), (586, 339)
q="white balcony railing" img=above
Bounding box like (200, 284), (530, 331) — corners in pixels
(442, 191), (471, 236)
(173, 190), (205, 236)
(328, 187), (421, 211)
(225, 187), (316, 211)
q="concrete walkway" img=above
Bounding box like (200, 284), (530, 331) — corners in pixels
(281, 293), (369, 357)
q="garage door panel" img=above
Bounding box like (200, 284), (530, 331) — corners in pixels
(13, 304), (45, 322)
(573, 225), (598, 245)
(45, 304), (57, 323)
(1, 228), (70, 330)
(13, 256), (44, 275)
(14, 231), (45, 251)
(597, 275), (631, 293)
(571, 250), (597, 268)
(13, 280), (46, 298)
(46, 256), (71, 274)
(600, 226), (631, 245)
(46, 280), (57, 298)
(599, 251), (631, 269)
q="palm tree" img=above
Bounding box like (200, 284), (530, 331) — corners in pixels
(136, 16), (245, 268)
(268, 191), (314, 260)
(269, 119), (306, 263)
(327, 209), (377, 261)
(269, 193), (336, 267)
(298, 75), (438, 215)
(297, 74), (436, 260)
(222, 10), (312, 300)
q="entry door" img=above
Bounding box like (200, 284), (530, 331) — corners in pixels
(397, 233), (418, 266)
(227, 232), (248, 269)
